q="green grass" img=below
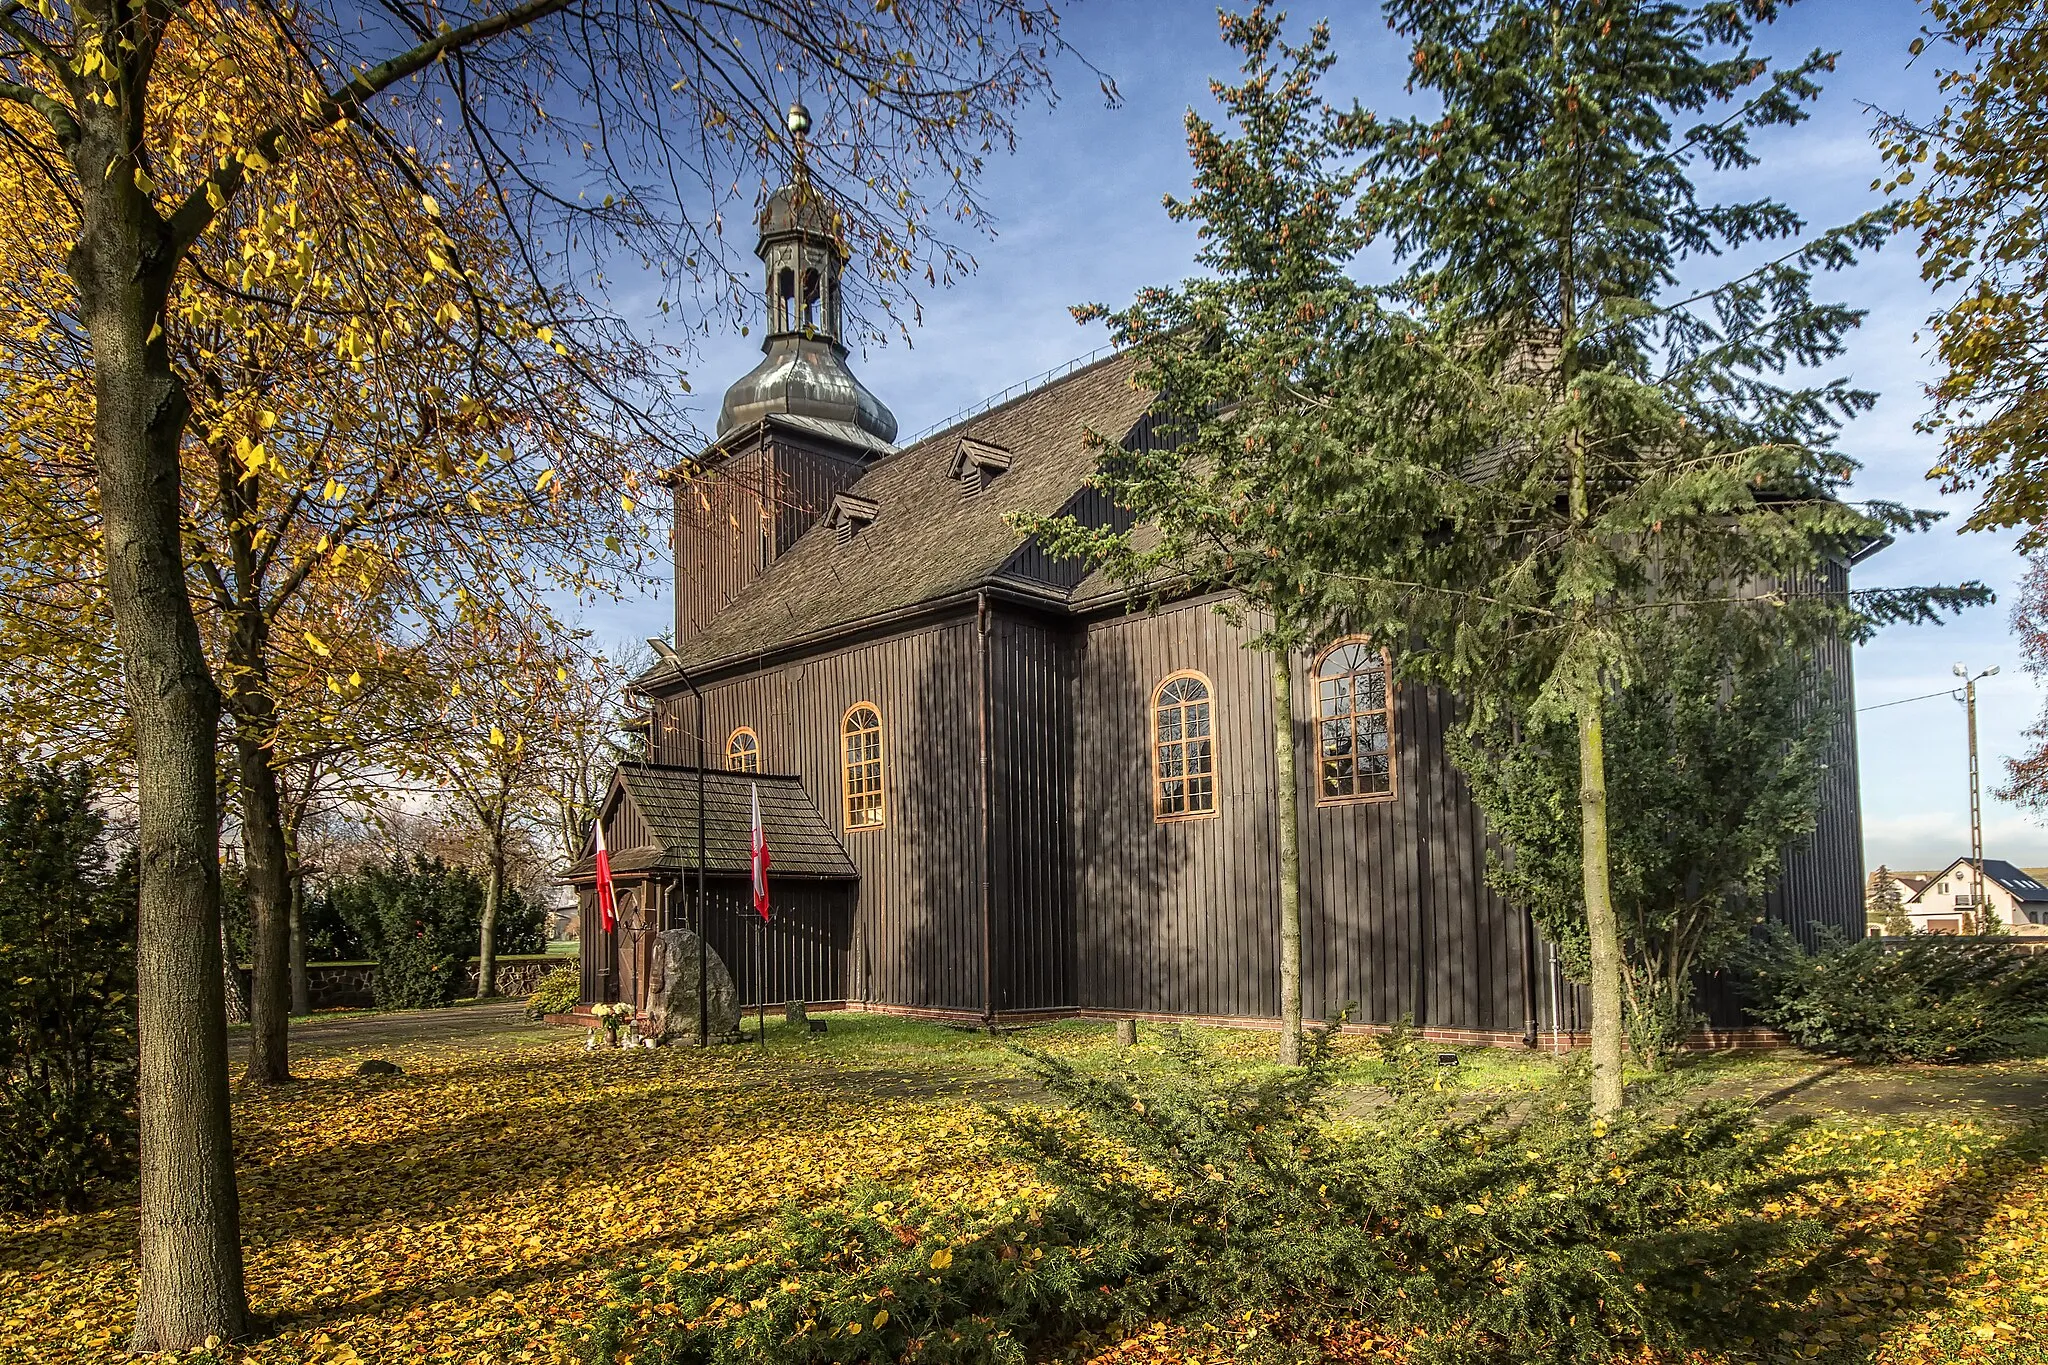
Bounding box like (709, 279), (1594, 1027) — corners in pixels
(708, 1010), (1825, 1110)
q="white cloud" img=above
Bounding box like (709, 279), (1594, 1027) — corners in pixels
(1863, 810), (2048, 873)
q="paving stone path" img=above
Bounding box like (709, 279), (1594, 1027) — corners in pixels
(1770, 1061), (2048, 1121)
(281, 999), (556, 1058)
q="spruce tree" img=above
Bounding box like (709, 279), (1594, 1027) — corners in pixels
(1869, 865), (1911, 936)
(0, 762), (138, 1211)
(1023, 9), (1378, 1064)
(1035, 2), (1984, 1112)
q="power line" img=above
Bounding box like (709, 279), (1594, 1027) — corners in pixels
(1857, 686), (1961, 713)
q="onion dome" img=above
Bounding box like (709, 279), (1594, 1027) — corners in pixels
(714, 174), (898, 446)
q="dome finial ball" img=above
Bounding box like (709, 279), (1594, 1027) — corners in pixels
(786, 101), (811, 138)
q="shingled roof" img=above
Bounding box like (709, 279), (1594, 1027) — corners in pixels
(564, 766), (858, 882)
(669, 349), (1154, 673)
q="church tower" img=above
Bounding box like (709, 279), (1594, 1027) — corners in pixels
(673, 103), (898, 646)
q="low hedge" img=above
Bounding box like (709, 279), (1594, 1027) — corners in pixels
(592, 1027), (1824, 1365)
(1741, 928), (2048, 1062)
(527, 965), (580, 1020)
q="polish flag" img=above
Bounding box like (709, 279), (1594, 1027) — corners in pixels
(750, 783), (771, 922)
(594, 819), (618, 933)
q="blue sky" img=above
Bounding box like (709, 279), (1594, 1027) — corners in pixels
(587, 0), (2043, 875)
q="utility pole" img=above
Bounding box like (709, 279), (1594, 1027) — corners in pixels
(1953, 663), (2000, 931)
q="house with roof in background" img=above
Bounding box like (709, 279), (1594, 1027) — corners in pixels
(1899, 858), (2048, 936)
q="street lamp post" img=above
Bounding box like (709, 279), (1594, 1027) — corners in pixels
(1953, 663), (2000, 930)
(646, 637), (710, 1044)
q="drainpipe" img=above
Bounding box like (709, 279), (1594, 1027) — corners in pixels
(694, 683), (707, 1044)
(977, 591), (996, 1032)
(1412, 829), (1430, 1028)
(1548, 937), (1564, 1055)
(1521, 906), (1540, 1048)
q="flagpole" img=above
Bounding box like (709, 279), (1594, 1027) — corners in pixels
(749, 781), (771, 1046)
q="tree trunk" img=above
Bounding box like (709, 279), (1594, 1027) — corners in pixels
(1273, 653), (1303, 1066)
(220, 917), (248, 1025)
(477, 816), (504, 999)
(69, 137), (250, 1348)
(282, 764), (317, 1017)
(1578, 697), (1626, 1117)
(288, 856), (310, 1018)
(217, 420), (293, 1079)
(236, 732), (294, 1083)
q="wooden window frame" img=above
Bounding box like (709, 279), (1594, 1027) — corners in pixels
(1313, 638), (1398, 807)
(1151, 669), (1219, 823)
(726, 726), (760, 773)
(841, 702), (885, 832)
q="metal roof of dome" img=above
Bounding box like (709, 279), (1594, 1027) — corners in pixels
(716, 335), (899, 445)
(758, 182), (840, 244)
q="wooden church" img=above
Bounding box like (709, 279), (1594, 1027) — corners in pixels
(569, 177), (1869, 1045)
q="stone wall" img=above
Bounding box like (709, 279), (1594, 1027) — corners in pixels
(467, 957), (557, 998)
(237, 955), (571, 1011)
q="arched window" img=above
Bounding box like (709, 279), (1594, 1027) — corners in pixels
(726, 727), (760, 773)
(774, 266), (796, 331)
(1153, 672), (1216, 820)
(842, 704), (884, 829)
(1315, 640), (1395, 803)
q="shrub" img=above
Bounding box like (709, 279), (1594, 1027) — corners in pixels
(1741, 928), (2048, 1062)
(527, 964), (580, 1020)
(0, 762), (138, 1212)
(220, 862), (251, 964)
(300, 883), (372, 961)
(595, 1026), (1822, 1365)
(1004, 1026), (1818, 1363)
(368, 860), (477, 1009)
(590, 1187), (1132, 1365)
(320, 857), (550, 1009)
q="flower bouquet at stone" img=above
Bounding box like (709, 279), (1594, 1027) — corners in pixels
(591, 1001), (634, 1047)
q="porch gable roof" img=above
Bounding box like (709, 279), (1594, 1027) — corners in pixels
(564, 765), (859, 883)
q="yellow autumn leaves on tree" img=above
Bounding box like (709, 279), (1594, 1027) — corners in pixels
(0, 5), (666, 780)
(0, 1), (677, 1095)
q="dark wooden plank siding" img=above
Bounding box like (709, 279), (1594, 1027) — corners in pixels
(1765, 568), (1867, 947)
(1073, 602), (1281, 1020)
(651, 618), (987, 1012)
(603, 787), (654, 853)
(632, 582), (1862, 1034)
(771, 440), (873, 556)
(695, 878), (856, 1006)
(988, 609), (1077, 1011)
(1001, 486), (1133, 591)
(675, 442), (771, 646)
(1294, 651), (1524, 1033)
(1074, 601), (1530, 1031)
(674, 432), (873, 645)
(578, 886), (616, 1005)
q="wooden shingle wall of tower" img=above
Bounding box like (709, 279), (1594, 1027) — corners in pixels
(672, 428), (875, 646)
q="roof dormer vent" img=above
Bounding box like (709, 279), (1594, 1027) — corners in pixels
(826, 492), (880, 545)
(950, 437), (1013, 499)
